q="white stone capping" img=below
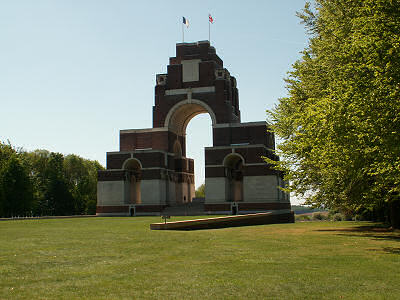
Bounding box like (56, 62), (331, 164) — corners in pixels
(107, 149), (177, 157)
(165, 86), (215, 96)
(120, 127), (169, 134)
(176, 41), (208, 46)
(212, 121), (267, 128)
(205, 162), (268, 168)
(106, 151), (133, 155)
(107, 149), (168, 155)
(205, 144), (269, 150)
(103, 167), (193, 175)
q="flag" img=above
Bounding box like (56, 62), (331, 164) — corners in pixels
(183, 17), (189, 28)
(208, 14), (213, 24)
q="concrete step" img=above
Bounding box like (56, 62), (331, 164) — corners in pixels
(151, 212), (295, 230)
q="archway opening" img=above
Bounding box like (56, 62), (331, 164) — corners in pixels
(165, 100), (214, 204)
(164, 99), (216, 137)
(186, 113), (213, 197)
(223, 154), (244, 202)
(123, 158), (141, 205)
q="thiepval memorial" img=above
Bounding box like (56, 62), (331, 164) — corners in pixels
(97, 41), (292, 218)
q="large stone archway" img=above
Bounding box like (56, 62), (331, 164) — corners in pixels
(164, 100), (216, 205)
(164, 99), (217, 135)
(97, 41), (292, 220)
(163, 99), (215, 160)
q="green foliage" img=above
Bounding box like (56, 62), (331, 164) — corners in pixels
(291, 205), (326, 214)
(195, 183), (205, 198)
(45, 153), (75, 216)
(312, 212), (328, 221)
(295, 214), (311, 221)
(63, 154), (103, 214)
(389, 199), (400, 229)
(0, 142), (16, 164)
(266, 0), (400, 227)
(332, 213), (345, 222)
(0, 141), (104, 217)
(353, 214), (364, 222)
(24, 149), (52, 215)
(0, 156), (33, 217)
(0, 143), (33, 217)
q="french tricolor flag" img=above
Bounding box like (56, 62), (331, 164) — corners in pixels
(182, 17), (189, 28)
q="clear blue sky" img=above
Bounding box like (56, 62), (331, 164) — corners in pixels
(0, 1), (309, 202)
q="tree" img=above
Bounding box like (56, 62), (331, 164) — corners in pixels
(24, 149), (51, 215)
(0, 143), (15, 217)
(64, 154), (103, 214)
(266, 1), (400, 227)
(0, 141), (104, 217)
(195, 183), (205, 198)
(0, 142), (33, 217)
(0, 156), (33, 217)
(85, 160), (103, 214)
(44, 153), (74, 216)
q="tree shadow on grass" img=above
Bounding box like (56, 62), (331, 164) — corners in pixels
(316, 224), (396, 233)
(382, 247), (400, 254)
(367, 247), (400, 254)
(315, 224), (400, 252)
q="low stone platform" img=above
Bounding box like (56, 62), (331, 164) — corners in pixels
(150, 211), (294, 230)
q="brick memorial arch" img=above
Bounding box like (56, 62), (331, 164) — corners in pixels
(97, 41), (292, 216)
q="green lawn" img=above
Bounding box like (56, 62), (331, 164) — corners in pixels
(0, 217), (399, 299)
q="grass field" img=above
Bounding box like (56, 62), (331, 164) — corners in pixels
(1, 217), (399, 299)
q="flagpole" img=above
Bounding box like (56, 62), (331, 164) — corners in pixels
(208, 19), (210, 42)
(182, 21), (184, 42)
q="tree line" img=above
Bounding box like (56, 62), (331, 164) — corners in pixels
(266, 0), (400, 228)
(0, 142), (103, 218)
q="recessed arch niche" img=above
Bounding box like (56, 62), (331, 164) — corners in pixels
(123, 158), (142, 205)
(223, 153), (245, 203)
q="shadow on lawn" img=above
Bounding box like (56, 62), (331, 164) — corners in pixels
(315, 225), (400, 254)
(382, 247), (400, 254)
(367, 247), (400, 254)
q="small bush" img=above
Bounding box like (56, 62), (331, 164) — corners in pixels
(296, 214), (311, 222)
(332, 213), (344, 221)
(353, 214), (364, 221)
(328, 210), (338, 218)
(312, 212), (328, 221)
